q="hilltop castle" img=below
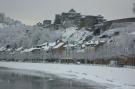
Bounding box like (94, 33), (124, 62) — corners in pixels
(37, 9), (105, 30)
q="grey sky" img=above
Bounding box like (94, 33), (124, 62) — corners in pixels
(0, 0), (134, 25)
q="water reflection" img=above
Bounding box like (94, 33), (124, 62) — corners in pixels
(0, 68), (106, 89)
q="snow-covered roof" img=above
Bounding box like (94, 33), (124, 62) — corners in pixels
(36, 42), (56, 51)
(36, 42), (57, 51)
(15, 47), (23, 51)
(37, 42), (48, 47)
(0, 47), (6, 51)
(42, 46), (49, 51)
(95, 40), (99, 45)
(6, 49), (12, 52)
(64, 44), (77, 47)
(99, 40), (106, 43)
(85, 40), (99, 46)
(21, 48), (41, 53)
(81, 44), (85, 48)
(53, 42), (65, 49)
(85, 41), (94, 45)
(49, 42), (56, 47)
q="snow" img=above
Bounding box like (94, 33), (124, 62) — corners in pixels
(6, 49), (12, 51)
(85, 41), (94, 45)
(42, 46), (49, 51)
(41, 42), (56, 50)
(88, 22), (135, 59)
(0, 47), (6, 51)
(35, 42), (57, 51)
(0, 62), (134, 89)
(15, 47), (23, 51)
(21, 47), (40, 53)
(53, 42), (64, 49)
(66, 44), (76, 47)
(62, 27), (91, 43)
(37, 42), (48, 47)
(49, 42), (56, 47)
(85, 40), (99, 46)
(62, 27), (77, 41)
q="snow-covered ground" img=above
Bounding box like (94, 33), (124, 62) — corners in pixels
(0, 62), (135, 89)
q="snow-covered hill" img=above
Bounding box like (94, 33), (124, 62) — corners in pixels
(0, 23), (91, 49)
(0, 15), (135, 61)
(62, 27), (92, 43)
(89, 22), (135, 60)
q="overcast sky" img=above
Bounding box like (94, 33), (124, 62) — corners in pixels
(0, 0), (134, 25)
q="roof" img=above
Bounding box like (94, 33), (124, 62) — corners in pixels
(64, 44), (77, 47)
(42, 46), (49, 51)
(49, 42), (56, 47)
(37, 42), (48, 47)
(85, 40), (99, 45)
(0, 47), (6, 51)
(15, 47), (23, 51)
(53, 42), (65, 49)
(68, 9), (76, 13)
(21, 48), (41, 53)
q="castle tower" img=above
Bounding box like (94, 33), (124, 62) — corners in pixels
(0, 13), (5, 23)
(68, 9), (76, 13)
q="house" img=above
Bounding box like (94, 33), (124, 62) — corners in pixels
(53, 42), (65, 54)
(85, 40), (99, 47)
(109, 60), (118, 66)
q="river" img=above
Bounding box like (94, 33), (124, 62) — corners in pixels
(0, 67), (107, 89)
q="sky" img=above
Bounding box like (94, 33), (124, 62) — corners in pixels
(0, 0), (134, 25)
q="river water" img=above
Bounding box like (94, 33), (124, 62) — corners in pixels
(0, 67), (107, 89)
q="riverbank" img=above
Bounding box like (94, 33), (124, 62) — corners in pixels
(0, 62), (135, 89)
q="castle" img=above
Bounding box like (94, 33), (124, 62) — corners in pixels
(37, 9), (105, 30)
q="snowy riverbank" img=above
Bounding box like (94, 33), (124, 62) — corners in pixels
(0, 62), (135, 89)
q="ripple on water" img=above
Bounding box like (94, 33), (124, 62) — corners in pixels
(0, 68), (107, 89)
